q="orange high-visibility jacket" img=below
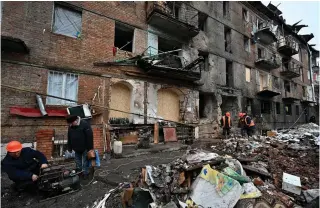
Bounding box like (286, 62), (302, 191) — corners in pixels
(222, 116), (231, 128)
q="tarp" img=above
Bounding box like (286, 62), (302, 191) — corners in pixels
(190, 164), (242, 208)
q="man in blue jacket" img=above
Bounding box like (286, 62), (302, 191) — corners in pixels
(1, 141), (48, 191)
(67, 115), (93, 179)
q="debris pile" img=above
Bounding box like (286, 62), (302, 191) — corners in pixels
(91, 124), (319, 208)
(136, 128), (152, 149)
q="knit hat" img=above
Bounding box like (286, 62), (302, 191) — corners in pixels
(66, 115), (78, 123)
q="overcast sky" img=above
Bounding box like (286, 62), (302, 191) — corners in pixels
(262, 1), (319, 50)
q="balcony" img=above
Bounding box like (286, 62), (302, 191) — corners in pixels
(254, 21), (277, 45)
(280, 60), (301, 79)
(137, 47), (204, 81)
(146, 2), (199, 40)
(255, 53), (282, 70)
(257, 75), (281, 97)
(277, 35), (299, 57)
(283, 91), (301, 102)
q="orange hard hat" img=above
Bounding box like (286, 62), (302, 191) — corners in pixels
(6, 141), (23, 152)
(226, 112), (230, 117)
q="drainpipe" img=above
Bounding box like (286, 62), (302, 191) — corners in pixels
(306, 45), (315, 103)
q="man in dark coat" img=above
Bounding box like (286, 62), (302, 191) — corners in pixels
(220, 112), (232, 136)
(1, 141), (48, 191)
(67, 115), (93, 178)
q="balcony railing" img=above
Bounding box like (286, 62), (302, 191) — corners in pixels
(281, 61), (301, 79)
(137, 47), (204, 81)
(278, 35), (299, 56)
(255, 53), (282, 70)
(146, 2), (199, 39)
(254, 21), (277, 45)
(257, 75), (281, 97)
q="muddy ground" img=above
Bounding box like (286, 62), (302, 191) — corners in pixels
(1, 150), (187, 208)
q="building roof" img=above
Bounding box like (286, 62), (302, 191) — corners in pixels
(248, 1), (314, 47)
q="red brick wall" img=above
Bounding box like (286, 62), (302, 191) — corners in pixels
(93, 128), (104, 155)
(36, 129), (54, 159)
(1, 1), (148, 71)
(35, 128), (104, 159)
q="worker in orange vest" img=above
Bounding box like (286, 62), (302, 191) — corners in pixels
(242, 112), (255, 137)
(220, 112), (232, 136)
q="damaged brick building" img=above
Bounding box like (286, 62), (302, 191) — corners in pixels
(1, 1), (318, 158)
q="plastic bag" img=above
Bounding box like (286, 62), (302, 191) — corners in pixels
(64, 150), (75, 159)
(88, 150), (101, 167)
(240, 182), (262, 199)
(223, 167), (250, 184)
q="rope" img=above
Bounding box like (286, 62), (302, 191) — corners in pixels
(1, 84), (194, 127)
(287, 107), (307, 129)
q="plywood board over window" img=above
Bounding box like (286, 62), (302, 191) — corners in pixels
(157, 89), (180, 122)
(245, 67), (251, 82)
(109, 83), (131, 118)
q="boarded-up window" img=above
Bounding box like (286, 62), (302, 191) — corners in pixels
(245, 67), (251, 82)
(47, 71), (78, 105)
(52, 5), (82, 38)
(109, 83), (131, 118)
(157, 89), (180, 122)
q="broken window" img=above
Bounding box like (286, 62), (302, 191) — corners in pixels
(257, 47), (265, 59)
(296, 105), (299, 116)
(226, 60), (233, 87)
(285, 104), (292, 115)
(47, 71), (78, 105)
(245, 67), (251, 82)
(273, 76), (280, 89)
(261, 100), (271, 114)
(223, 1), (229, 18)
(244, 36), (250, 52)
(284, 80), (291, 92)
(52, 4), (82, 38)
(114, 23), (134, 52)
(242, 8), (249, 23)
(198, 12), (208, 32)
(246, 98), (253, 115)
(224, 27), (231, 53)
(276, 102), (280, 114)
(199, 93), (206, 118)
(158, 37), (181, 56)
(302, 86), (307, 97)
(199, 51), (209, 71)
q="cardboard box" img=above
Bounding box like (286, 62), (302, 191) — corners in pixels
(282, 172), (301, 195)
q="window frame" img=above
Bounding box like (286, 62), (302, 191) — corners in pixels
(244, 36), (250, 53)
(52, 3), (83, 38)
(46, 71), (79, 106)
(261, 100), (271, 114)
(295, 105), (300, 116)
(285, 104), (292, 115)
(276, 102), (280, 114)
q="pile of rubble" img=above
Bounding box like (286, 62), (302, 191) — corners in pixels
(90, 124), (319, 208)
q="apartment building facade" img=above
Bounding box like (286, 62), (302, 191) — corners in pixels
(1, 1), (318, 156)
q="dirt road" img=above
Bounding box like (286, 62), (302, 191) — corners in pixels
(1, 150), (186, 208)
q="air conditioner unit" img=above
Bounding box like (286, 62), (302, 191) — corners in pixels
(67, 104), (92, 119)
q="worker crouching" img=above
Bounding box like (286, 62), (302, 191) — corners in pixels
(242, 113), (256, 137)
(221, 112), (232, 136)
(1, 141), (49, 192)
